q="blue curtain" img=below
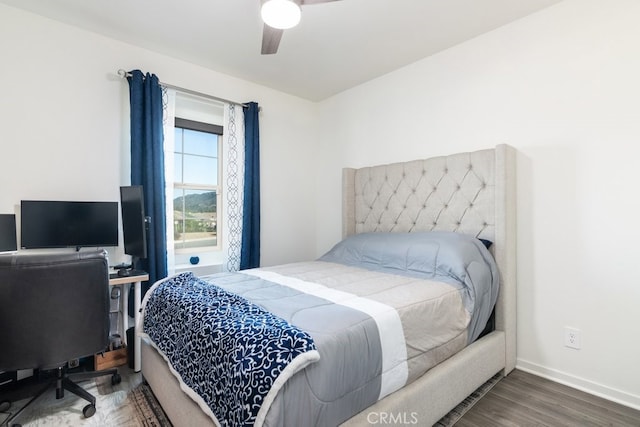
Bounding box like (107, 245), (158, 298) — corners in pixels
(240, 102), (260, 269)
(126, 70), (168, 298)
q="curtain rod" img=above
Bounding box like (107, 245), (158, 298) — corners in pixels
(117, 69), (248, 108)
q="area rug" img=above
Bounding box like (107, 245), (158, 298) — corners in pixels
(0, 369), (170, 427)
(434, 372), (503, 426)
(128, 383), (172, 427)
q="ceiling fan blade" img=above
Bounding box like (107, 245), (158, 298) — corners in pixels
(261, 24), (284, 55)
(260, 0), (341, 54)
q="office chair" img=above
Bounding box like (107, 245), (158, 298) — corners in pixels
(0, 250), (121, 426)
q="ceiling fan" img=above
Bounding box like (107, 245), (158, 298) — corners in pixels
(260, 0), (342, 55)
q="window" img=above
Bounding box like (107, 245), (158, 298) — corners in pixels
(173, 118), (223, 251)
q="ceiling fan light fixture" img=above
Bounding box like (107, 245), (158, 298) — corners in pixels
(261, 0), (301, 30)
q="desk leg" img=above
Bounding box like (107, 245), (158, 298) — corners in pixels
(134, 280), (142, 372)
(121, 284), (129, 346)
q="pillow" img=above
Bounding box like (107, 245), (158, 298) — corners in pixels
(319, 231), (493, 282)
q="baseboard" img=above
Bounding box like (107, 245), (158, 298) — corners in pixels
(517, 359), (640, 411)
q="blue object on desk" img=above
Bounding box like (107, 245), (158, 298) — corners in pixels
(189, 256), (200, 265)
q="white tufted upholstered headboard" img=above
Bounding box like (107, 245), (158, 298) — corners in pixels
(341, 144), (517, 372)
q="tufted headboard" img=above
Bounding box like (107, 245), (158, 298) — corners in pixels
(341, 144), (517, 372)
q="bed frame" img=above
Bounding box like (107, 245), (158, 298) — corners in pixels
(140, 144), (517, 426)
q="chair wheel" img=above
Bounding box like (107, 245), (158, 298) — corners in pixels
(0, 400), (10, 412)
(83, 403), (96, 418)
(111, 373), (122, 385)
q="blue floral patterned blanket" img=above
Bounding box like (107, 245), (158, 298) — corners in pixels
(142, 272), (320, 426)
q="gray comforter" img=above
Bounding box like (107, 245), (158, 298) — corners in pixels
(143, 231), (499, 426)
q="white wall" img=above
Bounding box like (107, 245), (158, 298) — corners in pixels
(0, 3), (319, 267)
(316, 0), (640, 409)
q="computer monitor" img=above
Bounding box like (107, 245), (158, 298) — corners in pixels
(20, 201), (118, 250)
(0, 214), (17, 253)
(120, 186), (148, 262)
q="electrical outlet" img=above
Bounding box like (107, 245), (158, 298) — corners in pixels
(564, 327), (581, 350)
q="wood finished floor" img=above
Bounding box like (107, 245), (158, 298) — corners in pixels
(456, 370), (640, 427)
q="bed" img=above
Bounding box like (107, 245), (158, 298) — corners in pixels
(139, 144), (517, 426)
